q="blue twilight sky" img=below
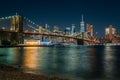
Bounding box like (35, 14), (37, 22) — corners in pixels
(0, 0), (120, 37)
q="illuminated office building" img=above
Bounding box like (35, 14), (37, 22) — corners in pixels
(65, 27), (70, 35)
(105, 25), (116, 41)
(53, 26), (59, 33)
(71, 24), (75, 35)
(80, 15), (85, 32)
(86, 23), (93, 37)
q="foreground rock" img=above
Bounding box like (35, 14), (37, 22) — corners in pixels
(0, 64), (68, 80)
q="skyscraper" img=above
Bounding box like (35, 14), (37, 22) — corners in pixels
(65, 27), (71, 35)
(86, 23), (93, 37)
(80, 15), (85, 32)
(105, 25), (116, 41)
(71, 24), (75, 35)
(53, 26), (59, 33)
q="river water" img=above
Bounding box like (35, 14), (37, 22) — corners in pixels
(0, 45), (120, 80)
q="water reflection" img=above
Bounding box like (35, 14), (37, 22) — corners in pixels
(0, 46), (120, 80)
(88, 46), (104, 79)
(104, 46), (114, 78)
(112, 46), (120, 79)
(103, 46), (120, 79)
(23, 47), (39, 73)
(0, 48), (18, 64)
(36, 46), (90, 79)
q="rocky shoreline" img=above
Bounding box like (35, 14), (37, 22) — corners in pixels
(0, 63), (68, 80)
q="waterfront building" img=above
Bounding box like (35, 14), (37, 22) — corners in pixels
(24, 39), (40, 45)
(105, 25), (116, 41)
(112, 34), (120, 43)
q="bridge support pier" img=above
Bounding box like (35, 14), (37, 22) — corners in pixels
(19, 33), (24, 44)
(77, 39), (84, 45)
(18, 15), (24, 44)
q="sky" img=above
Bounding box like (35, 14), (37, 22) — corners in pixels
(0, 0), (120, 37)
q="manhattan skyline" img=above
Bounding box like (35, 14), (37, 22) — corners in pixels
(0, 0), (120, 37)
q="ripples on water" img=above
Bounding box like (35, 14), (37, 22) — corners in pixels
(0, 45), (120, 80)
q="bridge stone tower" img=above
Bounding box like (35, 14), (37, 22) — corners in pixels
(10, 13), (24, 44)
(38, 26), (42, 40)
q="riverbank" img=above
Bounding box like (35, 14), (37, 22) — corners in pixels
(0, 63), (68, 80)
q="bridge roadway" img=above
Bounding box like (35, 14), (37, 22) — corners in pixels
(2, 29), (97, 43)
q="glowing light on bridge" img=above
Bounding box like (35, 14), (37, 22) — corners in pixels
(0, 13), (98, 45)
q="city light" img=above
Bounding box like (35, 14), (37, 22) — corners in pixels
(0, 14), (120, 46)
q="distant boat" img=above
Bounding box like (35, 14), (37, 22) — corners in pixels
(40, 40), (53, 45)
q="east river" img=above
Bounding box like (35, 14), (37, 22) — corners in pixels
(0, 45), (120, 80)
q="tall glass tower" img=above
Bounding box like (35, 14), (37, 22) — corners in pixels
(71, 24), (75, 35)
(80, 15), (85, 32)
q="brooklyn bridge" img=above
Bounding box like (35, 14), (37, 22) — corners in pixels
(0, 13), (98, 46)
